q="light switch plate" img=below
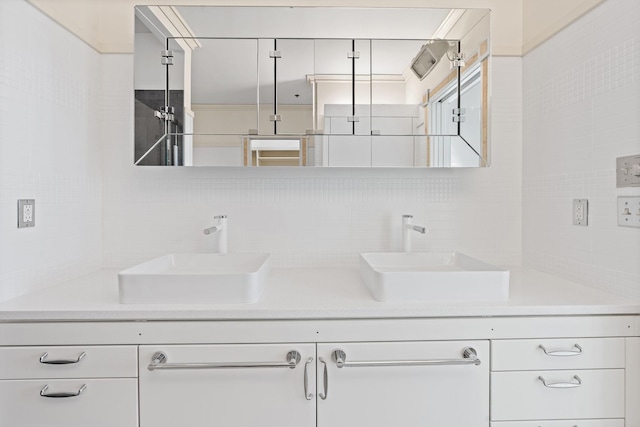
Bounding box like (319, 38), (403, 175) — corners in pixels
(618, 196), (640, 228)
(17, 199), (35, 228)
(573, 199), (588, 226)
(617, 154), (640, 187)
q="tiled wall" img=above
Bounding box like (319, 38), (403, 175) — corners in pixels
(3, 0), (638, 302)
(1, 0), (523, 303)
(101, 56), (523, 271)
(0, 0), (102, 301)
(523, 0), (640, 298)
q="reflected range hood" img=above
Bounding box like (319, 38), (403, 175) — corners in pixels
(410, 40), (451, 80)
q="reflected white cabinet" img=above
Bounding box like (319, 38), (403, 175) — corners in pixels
(317, 341), (490, 427)
(139, 344), (316, 427)
(323, 104), (421, 167)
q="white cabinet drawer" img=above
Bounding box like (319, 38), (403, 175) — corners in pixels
(0, 346), (137, 379)
(491, 338), (624, 371)
(491, 420), (624, 427)
(0, 378), (138, 427)
(491, 369), (625, 421)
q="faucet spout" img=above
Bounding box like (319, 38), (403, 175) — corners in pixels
(402, 214), (427, 252)
(409, 225), (426, 234)
(203, 225), (222, 235)
(204, 215), (228, 254)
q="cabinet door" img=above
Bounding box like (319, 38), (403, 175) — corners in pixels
(627, 338), (640, 427)
(317, 341), (489, 427)
(139, 344), (315, 427)
(491, 421), (624, 427)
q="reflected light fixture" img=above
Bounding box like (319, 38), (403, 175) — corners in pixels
(410, 40), (450, 80)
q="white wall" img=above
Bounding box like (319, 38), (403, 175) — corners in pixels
(101, 55), (522, 271)
(522, 0), (604, 54)
(0, 0), (102, 301)
(5, 0), (638, 304)
(28, 0), (523, 56)
(522, 0), (640, 298)
(1, 0), (522, 302)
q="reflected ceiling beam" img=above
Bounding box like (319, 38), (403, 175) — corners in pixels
(147, 6), (201, 51)
(432, 9), (465, 39)
(306, 75), (405, 84)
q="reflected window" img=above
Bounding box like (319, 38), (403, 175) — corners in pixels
(427, 64), (484, 167)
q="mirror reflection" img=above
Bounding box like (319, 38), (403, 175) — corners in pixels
(134, 6), (490, 167)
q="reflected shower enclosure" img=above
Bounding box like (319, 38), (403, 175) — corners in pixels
(134, 6), (491, 168)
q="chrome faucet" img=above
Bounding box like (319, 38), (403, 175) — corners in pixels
(203, 215), (228, 254)
(402, 214), (427, 252)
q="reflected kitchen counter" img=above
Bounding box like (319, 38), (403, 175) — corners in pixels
(0, 267), (638, 321)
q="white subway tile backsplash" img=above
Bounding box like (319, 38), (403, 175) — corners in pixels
(523, 0), (640, 298)
(99, 52), (522, 271)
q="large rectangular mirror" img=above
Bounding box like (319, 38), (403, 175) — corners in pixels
(134, 6), (490, 167)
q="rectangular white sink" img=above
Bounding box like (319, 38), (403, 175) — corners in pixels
(118, 253), (270, 304)
(360, 252), (509, 302)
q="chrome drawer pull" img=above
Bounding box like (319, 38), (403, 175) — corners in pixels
(40, 384), (87, 398)
(538, 375), (582, 388)
(318, 357), (328, 400)
(39, 351), (86, 365)
(148, 350), (301, 371)
(303, 357), (313, 400)
(538, 344), (583, 356)
(332, 347), (481, 368)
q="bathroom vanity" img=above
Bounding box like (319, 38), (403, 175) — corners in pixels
(0, 268), (638, 427)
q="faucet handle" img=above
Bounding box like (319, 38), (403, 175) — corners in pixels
(204, 215), (227, 235)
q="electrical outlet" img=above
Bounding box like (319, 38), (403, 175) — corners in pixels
(23, 204), (32, 222)
(618, 196), (640, 228)
(17, 199), (35, 228)
(573, 199), (588, 226)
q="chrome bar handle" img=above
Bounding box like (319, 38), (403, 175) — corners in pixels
(40, 384), (87, 398)
(332, 347), (481, 368)
(148, 350), (301, 371)
(538, 375), (583, 388)
(39, 351), (86, 365)
(303, 357), (313, 400)
(538, 344), (583, 356)
(318, 357), (328, 400)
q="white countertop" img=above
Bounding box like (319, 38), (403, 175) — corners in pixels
(0, 267), (638, 322)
